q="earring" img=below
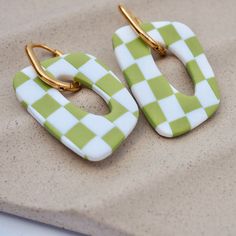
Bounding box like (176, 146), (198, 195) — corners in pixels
(13, 43), (139, 161)
(112, 5), (220, 137)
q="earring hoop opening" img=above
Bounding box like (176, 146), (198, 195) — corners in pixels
(118, 4), (167, 56)
(25, 43), (80, 92)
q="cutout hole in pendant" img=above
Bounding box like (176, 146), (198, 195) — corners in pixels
(37, 50), (109, 115)
(65, 88), (109, 115)
(151, 50), (194, 96)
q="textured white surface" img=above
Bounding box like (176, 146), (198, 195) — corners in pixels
(0, 213), (84, 236)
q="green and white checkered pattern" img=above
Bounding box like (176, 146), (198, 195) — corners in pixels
(112, 21), (220, 137)
(13, 52), (139, 161)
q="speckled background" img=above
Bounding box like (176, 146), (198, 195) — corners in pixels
(0, 0), (236, 235)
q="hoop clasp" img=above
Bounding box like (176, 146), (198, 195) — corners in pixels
(25, 43), (80, 92)
(118, 5), (167, 56)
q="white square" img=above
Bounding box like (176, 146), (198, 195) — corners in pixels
(195, 80), (219, 108)
(61, 136), (85, 158)
(16, 80), (46, 105)
(47, 88), (69, 106)
(195, 54), (214, 79)
(81, 114), (114, 136)
(82, 137), (112, 161)
(156, 121), (173, 137)
(79, 59), (108, 83)
(112, 88), (138, 113)
(21, 66), (38, 80)
(186, 108), (208, 129)
(158, 95), (185, 122)
(114, 112), (137, 137)
(147, 29), (165, 45)
(136, 55), (162, 80)
(47, 107), (78, 134)
(172, 22), (195, 40)
(152, 21), (170, 29)
(115, 25), (138, 43)
(169, 40), (194, 64)
(47, 59), (78, 79)
(114, 44), (135, 70)
(131, 81), (156, 107)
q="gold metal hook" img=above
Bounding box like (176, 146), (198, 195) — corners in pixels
(25, 43), (80, 92)
(118, 4), (167, 56)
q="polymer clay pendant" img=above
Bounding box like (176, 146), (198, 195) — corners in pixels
(113, 19), (220, 137)
(13, 44), (139, 161)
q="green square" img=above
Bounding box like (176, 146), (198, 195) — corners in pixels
(185, 37), (203, 57)
(44, 121), (62, 140)
(102, 127), (125, 150)
(13, 71), (30, 89)
(32, 94), (60, 118)
(112, 34), (123, 48)
(96, 74), (123, 96)
(34, 77), (51, 91)
(207, 78), (220, 99)
(141, 23), (155, 31)
(143, 102), (166, 127)
(126, 38), (150, 59)
(169, 117), (191, 137)
(147, 76), (173, 100)
(158, 24), (181, 46)
(41, 57), (60, 68)
(65, 122), (95, 149)
(204, 104), (219, 117)
(186, 60), (205, 84)
(124, 64), (145, 86)
(74, 72), (92, 88)
(106, 99), (128, 122)
(64, 103), (88, 120)
(175, 93), (201, 113)
(64, 52), (90, 69)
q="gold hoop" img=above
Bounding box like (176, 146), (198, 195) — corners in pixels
(118, 5), (167, 56)
(25, 43), (80, 92)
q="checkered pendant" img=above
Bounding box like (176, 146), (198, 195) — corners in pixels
(13, 52), (139, 161)
(113, 22), (220, 137)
